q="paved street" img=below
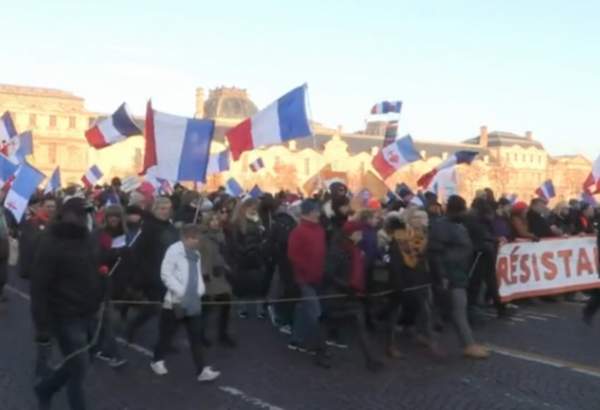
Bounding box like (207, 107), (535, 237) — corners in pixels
(2, 272), (600, 410)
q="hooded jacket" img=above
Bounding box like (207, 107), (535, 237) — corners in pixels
(31, 221), (102, 339)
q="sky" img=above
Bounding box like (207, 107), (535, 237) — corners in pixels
(2, 0), (599, 157)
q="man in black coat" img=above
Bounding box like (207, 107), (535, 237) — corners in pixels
(125, 196), (179, 343)
(31, 197), (102, 410)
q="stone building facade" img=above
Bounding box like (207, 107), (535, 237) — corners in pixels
(0, 83), (590, 202)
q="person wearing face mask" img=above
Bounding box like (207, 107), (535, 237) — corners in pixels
(31, 197), (103, 410)
(320, 220), (384, 372)
(229, 198), (266, 318)
(428, 195), (490, 359)
(125, 197), (179, 343)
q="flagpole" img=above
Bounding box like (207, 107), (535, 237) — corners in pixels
(303, 84), (324, 197)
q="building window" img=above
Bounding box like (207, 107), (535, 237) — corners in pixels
(530, 154), (534, 162)
(49, 115), (57, 128)
(48, 143), (57, 163)
(513, 153), (518, 161)
(304, 158), (310, 175)
(29, 113), (37, 127)
(69, 116), (76, 129)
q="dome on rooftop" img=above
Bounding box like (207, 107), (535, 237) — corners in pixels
(204, 87), (258, 120)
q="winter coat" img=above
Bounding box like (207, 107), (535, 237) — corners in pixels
(31, 221), (102, 340)
(18, 214), (48, 278)
(288, 219), (326, 286)
(230, 219), (266, 271)
(492, 215), (512, 241)
(134, 214), (179, 298)
(161, 241), (205, 309)
(527, 210), (555, 238)
(199, 228), (232, 296)
(428, 216), (474, 288)
(388, 227), (431, 291)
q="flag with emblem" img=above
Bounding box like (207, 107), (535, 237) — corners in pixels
(371, 135), (421, 179)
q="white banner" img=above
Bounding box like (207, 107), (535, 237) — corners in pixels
(496, 236), (600, 302)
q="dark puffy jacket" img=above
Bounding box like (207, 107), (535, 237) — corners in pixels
(428, 216), (474, 288)
(31, 222), (102, 339)
(231, 219), (265, 271)
(268, 212), (297, 264)
(388, 239), (431, 291)
(18, 216), (49, 279)
(134, 215), (179, 297)
(527, 210), (555, 238)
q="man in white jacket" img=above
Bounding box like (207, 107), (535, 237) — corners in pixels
(150, 224), (221, 382)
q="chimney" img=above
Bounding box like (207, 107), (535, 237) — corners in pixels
(195, 87), (205, 118)
(525, 131), (533, 141)
(479, 125), (489, 147)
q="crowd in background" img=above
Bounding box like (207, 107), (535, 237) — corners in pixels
(0, 177), (598, 410)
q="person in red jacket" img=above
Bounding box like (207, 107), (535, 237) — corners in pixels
(287, 199), (329, 367)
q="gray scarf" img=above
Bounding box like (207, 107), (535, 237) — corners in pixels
(181, 247), (202, 316)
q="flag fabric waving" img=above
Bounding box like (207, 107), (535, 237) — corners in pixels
(4, 162), (45, 222)
(417, 150), (478, 188)
(226, 85), (312, 161)
(383, 121), (398, 147)
(86, 103), (141, 149)
(142, 101), (215, 182)
(0, 154), (18, 185)
(249, 184), (263, 199)
(536, 179), (556, 200)
(370, 101), (402, 115)
(225, 178), (244, 197)
(0, 111), (17, 146)
(44, 167), (61, 194)
(371, 135), (421, 179)
(4, 131), (33, 163)
(81, 165), (103, 188)
(583, 154), (600, 194)
(206, 150), (230, 176)
(249, 157), (265, 172)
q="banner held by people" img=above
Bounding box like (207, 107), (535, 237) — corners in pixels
(226, 84), (312, 161)
(496, 236), (600, 302)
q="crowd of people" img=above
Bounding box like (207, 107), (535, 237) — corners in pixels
(0, 177), (598, 410)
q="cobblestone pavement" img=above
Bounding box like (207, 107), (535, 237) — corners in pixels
(2, 273), (600, 410)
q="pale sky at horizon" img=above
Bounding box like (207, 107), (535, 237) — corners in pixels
(3, 0), (599, 157)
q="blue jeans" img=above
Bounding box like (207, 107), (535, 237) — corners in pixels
(291, 285), (323, 349)
(35, 318), (92, 410)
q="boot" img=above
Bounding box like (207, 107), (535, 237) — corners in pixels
(463, 344), (490, 359)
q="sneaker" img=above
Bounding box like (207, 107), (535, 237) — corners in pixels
(108, 357), (128, 368)
(198, 366), (221, 382)
(287, 341), (308, 353)
(279, 325), (292, 335)
(95, 351), (113, 363)
(150, 360), (168, 376)
(238, 310), (248, 319)
(326, 340), (348, 349)
(257, 308), (267, 320)
(463, 344), (490, 360)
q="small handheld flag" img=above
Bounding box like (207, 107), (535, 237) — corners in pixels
(383, 121), (398, 147)
(371, 135), (421, 179)
(370, 101), (402, 115)
(81, 165), (103, 188)
(44, 167), (61, 194)
(225, 178), (244, 197)
(249, 158), (265, 172)
(249, 184), (263, 199)
(4, 163), (45, 222)
(0, 111), (17, 146)
(226, 85), (312, 161)
(535, 180), (556, 200)
(86, 103), (141, 149)
(417, 151), (478, 189)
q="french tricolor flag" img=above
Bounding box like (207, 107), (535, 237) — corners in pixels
(225, 178), (244, 197)
(583, 154), (600, 194)
(81, 165), (103, 189)
(44, 167), (61, 194)
(226, 85), (312, 161)
(249, 157), (265, 172)
(0, 111), (17, 146)
(371, 135), (421, 179)
(206, 150), (230, 176)
(535, 179), (556, 200)
(141, 101), (214, 182)
(4, 162), (45, 222)
(370, 101), (402, 115)
(85, 103), (141, 149)
(417, 151), (478, 188)
(249, 184), (264, 199)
